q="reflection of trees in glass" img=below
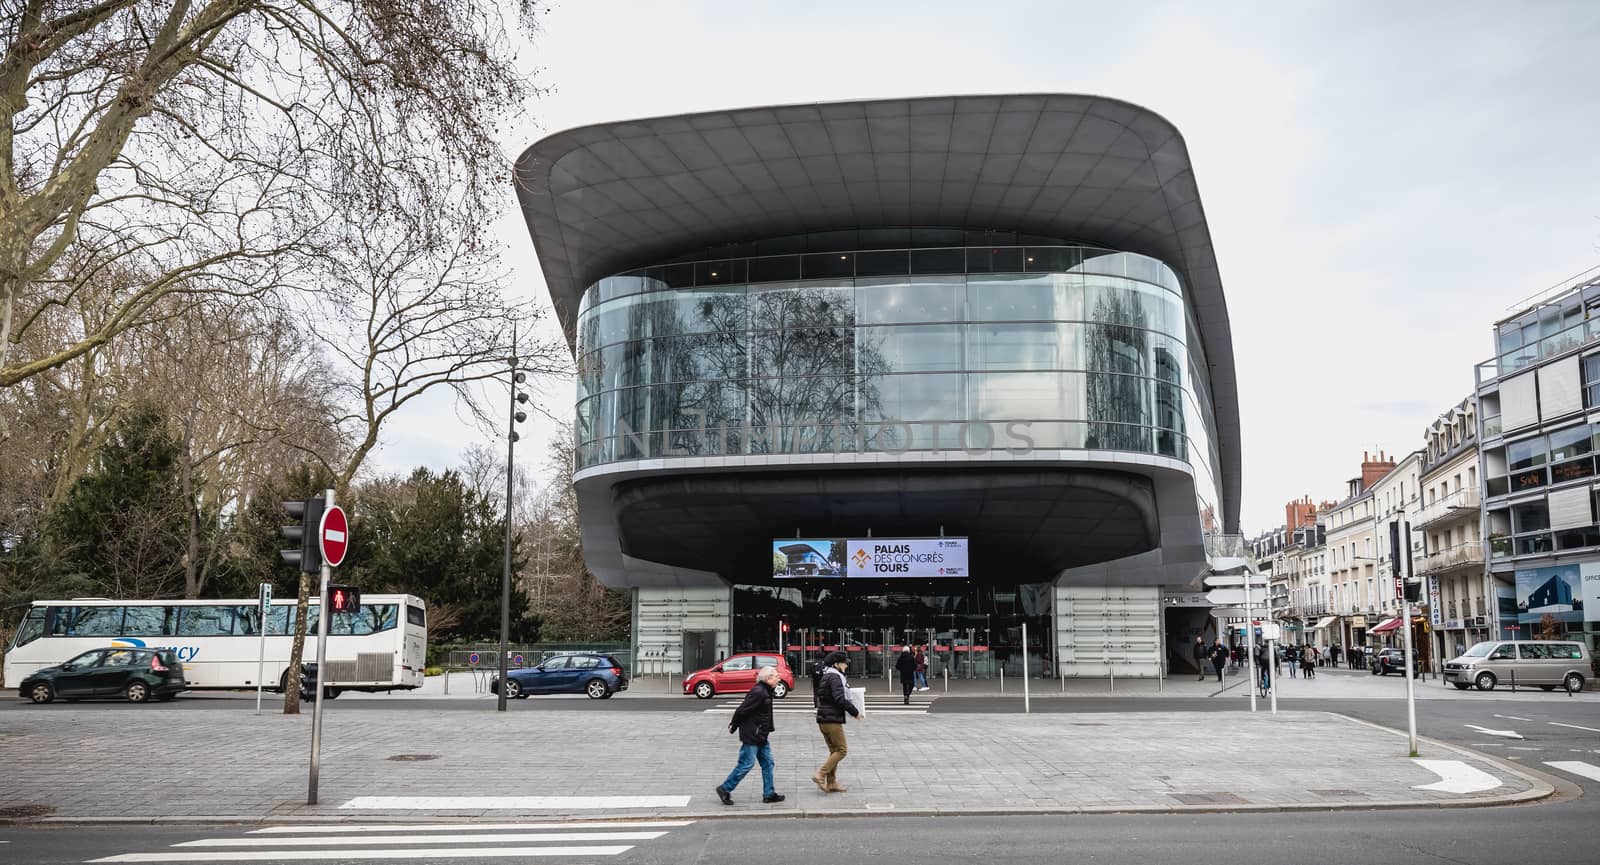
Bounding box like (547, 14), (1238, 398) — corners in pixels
(745, 286), (887, 453)
(1153, 345), (1186, 459)
(647, 291), (748, 454)
(1084, 284), (1152, 452)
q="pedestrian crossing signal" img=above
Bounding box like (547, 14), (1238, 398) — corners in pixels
(328, 585), (361, 613)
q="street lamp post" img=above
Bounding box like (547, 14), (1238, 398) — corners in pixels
(498, 328), (530, 713)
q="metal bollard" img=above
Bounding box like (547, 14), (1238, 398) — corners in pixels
(443, 667), (449, 695)
(1108, 662), (1114, 694)
(1510, 669), (1517, 693)
(1000, 666), (1005, 693)
(943, 667), (949, 693)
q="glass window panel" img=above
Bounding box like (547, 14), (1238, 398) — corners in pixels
(1549, 424), (1592, 462)
(753, 326), (855, 380)
(802, 252), (855, 279)
(970, 372), (1082, 420)
(748, 376), (858, 431)
(266, 606), (292, 635)
(751, 283), (854, 331)
(234, 605), (261, 636)
(857, 276), (964, 325)
(968, 323), (1079, 370)
(1084, 322), (1152, 376)
(177, 606), (234, 636)
(541, 655), (569, 670)
(122, 606), (174, 636)
(653, 381), (746, 433)
(1507, 436), (1548, 470)
(1512, 502), (1549, 533)
(969, 275), (1063, 321)
(650, 332), (748, 384)
(694, 259), (744, 286)
(864, 373), (966, 422)
(855, 250), (909, 277)
(1087, 372), (1154, 449)
(910, 248), (966, 275)
(1024, 247), (1080, 272)
(70, 606), (124, 636)
(859, 325), (962, 373)
(749, 255), (801, 283)
(642, 288), (747, 337)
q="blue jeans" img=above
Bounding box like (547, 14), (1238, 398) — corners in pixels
(719, 742), (775, 798)
(914, 671), (928, 689)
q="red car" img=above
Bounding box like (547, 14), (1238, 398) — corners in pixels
(684, 652), (794, 699)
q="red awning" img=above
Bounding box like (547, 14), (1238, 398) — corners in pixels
(1371, 618), (1402, 634)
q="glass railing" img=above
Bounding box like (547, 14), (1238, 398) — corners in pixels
(1417, 543), (1486, 574)
(1413, 488), (1481, 528)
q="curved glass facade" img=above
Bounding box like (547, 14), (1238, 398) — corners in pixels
(574, 244), (1223, 517)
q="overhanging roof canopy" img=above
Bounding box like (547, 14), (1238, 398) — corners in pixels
(513, 94), (1241, 533)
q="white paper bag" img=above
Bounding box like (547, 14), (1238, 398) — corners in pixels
(848, 686), (867, 717)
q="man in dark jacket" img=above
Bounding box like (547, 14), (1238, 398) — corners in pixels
(1193, 635), (1207, 681)
(714, 666), (785, 805)
(812, 652), (861, 793)
(1209, 640), (1229, 684)
(895, 647), (917, 704)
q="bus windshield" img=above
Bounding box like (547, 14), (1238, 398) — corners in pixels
(11, 607), (45, 649)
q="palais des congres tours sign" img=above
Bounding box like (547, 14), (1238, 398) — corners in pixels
(772, 537), (969, 579)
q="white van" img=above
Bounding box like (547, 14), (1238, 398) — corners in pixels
(1442, 640), (1589, 692)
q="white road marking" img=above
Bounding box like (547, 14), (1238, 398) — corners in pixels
(248, 821), (694, 835)
(339, 795), (690, 810)
(89, 846), (631, 863)
(1411, 760), (1503, 794)
(1544, 761), (1600, 783)
(178, 832), (665, 848)
(1494, 714), (1532, 721)
(1549, 721), (1600, 733)
(1464, 724), (1524, 739)
(1508, 747), (1544, 751)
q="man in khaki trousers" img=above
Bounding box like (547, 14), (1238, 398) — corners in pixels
(811, 652), (862, 793)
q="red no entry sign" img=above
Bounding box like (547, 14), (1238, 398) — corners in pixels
(319, 505), (349, 567)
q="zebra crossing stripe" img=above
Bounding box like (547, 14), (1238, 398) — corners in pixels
(1544, 761), (1600, 782)
(247, 821), (694, 834)
(176, 831), (668, 848)
(90, 847), (633, 862)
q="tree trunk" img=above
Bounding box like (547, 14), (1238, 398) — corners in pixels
(282, 572), (310, 714)
(182, 423), (202, 598)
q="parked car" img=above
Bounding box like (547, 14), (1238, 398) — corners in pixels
(491, 653), (628, 700)
(19, 647), (186, 704)
(684, 652), (794, 699)
(1370, 648), (1420, 677)
(1442, 640), (1589, 692)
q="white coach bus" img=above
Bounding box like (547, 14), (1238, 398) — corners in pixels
(4, 595), (427, 695)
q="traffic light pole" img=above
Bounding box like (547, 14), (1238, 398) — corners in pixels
(307, 487), (334, 804)
(499, 332), (518, 713)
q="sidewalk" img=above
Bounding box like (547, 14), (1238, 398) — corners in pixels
(0, 698), (1551, 824)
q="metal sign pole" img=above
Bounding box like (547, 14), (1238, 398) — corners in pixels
(255, 583), (271, 715)
(1245, 577), (1257, 713)
(1402, 598), (1418, 755)
(1022, 621), (1031, 714)
(1268, 636), (1277, 715)
(307, 487), (334, 805)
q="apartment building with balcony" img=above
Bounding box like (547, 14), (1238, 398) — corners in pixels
(1366, 449), (1426, 662)
(1415, 396), (1490, 659)
(1474, 270), (1600, 655)
(1249, 528), (1291, 629)
(1322, 452), (1398, 651)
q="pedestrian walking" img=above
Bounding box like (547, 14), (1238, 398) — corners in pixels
(1287, 644), (1298, 678)
(1329, 645), (1340, 668)
(1209, 639), (1229, 684)
(812, 652), (862, 793)
(913, 647), (929, 691)
(714, 666), (785, 805)
(895, 646), (917, 704)
(1301, 644), (1316, 678)
(1193, 634), (1207, 681)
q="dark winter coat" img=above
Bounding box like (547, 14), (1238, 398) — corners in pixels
(1209, 643), (1229, 668)
(729, 680), (776, 746)
(895, 650), (917, 682)
(815, 666), (861, 724)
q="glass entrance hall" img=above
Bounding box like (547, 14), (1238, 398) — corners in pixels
(731, 582), (1053, 680)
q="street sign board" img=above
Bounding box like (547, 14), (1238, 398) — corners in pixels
(1205, 588), (1251, 606)
(319, 505), (349, 567)
(1203, 575), (1270, 588)
(259, 582), (272, 610)
(1261, 623), (1282, 641)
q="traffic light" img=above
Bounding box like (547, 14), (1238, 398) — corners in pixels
(280, 497), (325, 574)
(327, 585), (361, 613)
(1403, 579), (1422, 603)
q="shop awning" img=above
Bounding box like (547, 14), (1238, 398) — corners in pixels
(1371, 618), (1402, 634)
(1313, 617), (1337, 629)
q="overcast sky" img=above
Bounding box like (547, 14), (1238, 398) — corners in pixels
(367, 0), (1600, 536)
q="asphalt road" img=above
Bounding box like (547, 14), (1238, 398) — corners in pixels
(1, 803), (1594, 865)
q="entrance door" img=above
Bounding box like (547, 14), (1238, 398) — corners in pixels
(682, 630), (718, 674)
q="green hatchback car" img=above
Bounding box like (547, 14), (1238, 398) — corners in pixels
(19, 647), (186, 704)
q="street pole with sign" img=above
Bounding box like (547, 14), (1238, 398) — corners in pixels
(307, 493), (348, 805)
(255, 583), (271, 715)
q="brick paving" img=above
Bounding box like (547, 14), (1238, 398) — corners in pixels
(0, 697), (1548, 822)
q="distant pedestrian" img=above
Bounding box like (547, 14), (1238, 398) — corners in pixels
(895, 646), (917, 704)
(1287, 644), (1298, 678)
(1330, 645), (1341, 667)
(714, 666), (785, 805)
(913, 647), (929, 691)
(1209, 640), (1229, 683)
(1193, 635), (1207, 681)
(1301, 644), (1316, 678)
(813, 652), (862, 793)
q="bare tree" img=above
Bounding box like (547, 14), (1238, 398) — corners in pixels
(1, 0), (544, 389)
